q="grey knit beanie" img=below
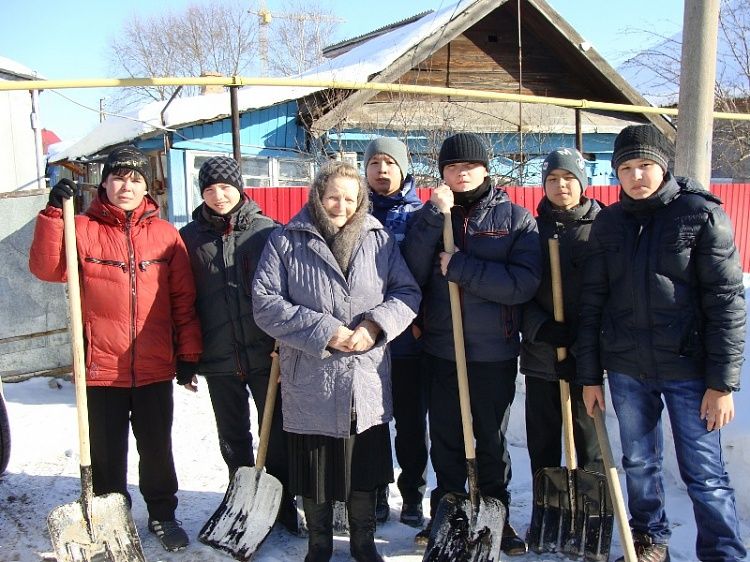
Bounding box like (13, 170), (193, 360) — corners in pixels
(542, 148), (588, 190)
(199, 156), (243, 195)
(611, 124), (672, 174)
(438, 133), (489, 177)
(364, 137), (409, 178)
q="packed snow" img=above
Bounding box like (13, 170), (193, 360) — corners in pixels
(2, 281), (750, 561)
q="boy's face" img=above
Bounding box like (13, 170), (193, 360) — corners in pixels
(442, 162), (488, 192)
(367, 154), (402, 196)
(102, 170), (147, 211)
(617, 157), (665, 200)
(203, 183), (242, 215)
(544, 168), (582, 210)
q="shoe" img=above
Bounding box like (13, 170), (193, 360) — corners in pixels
(414, 524), (432, 547)
(374, 486), (389, 523)
(615, 532), (670, 562)
(148, 518), (189, 552)
(400, 502), (424, 527)
(500, 523), (527, 556)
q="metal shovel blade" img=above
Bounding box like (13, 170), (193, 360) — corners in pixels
(47, 492), (146, 562)
(199, 466), (283, 561)
(423, 492), (506, 562)
(527, 467), (613, 561)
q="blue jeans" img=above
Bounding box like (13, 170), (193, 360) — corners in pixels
(608, 372), (746, 561)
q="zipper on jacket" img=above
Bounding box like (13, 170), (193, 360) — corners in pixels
(84, 257), (127, 272)
(126, 220), (137, 387)
(138, 258), (168, 271)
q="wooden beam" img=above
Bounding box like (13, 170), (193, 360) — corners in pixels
(310, 0), (507, 135)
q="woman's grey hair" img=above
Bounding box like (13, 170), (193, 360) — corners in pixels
(309, 160), (366, 210)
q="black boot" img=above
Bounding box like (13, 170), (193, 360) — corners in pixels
(302, 497), (333, 562)
(348, 490), (384, 562)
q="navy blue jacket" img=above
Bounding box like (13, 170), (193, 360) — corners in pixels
(370, 175), (424, 358)
(402, 186), (542, 363)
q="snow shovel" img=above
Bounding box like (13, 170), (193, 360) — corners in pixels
(47, 198), (146, 562)
(593, 407), (637, 562)
(199, 350), (283, 560)
(422, 212), (506, 562)
(527, 237), (613, 561)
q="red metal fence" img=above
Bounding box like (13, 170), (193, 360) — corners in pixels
(246, 184), (750, 272)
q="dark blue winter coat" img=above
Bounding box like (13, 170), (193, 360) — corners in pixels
(369, 175), (424, 358)
(576, 173), (746, 391)
(402, 186), (542, 363)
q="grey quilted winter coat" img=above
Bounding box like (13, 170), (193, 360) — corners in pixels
(252, 206), (421, 439)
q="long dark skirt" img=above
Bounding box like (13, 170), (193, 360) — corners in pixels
(287, 422), (394, 503)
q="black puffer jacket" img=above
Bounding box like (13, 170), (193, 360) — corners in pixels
(180, 198), (276, 376)
(576, 174), (745, 391)
(520, 196), (602, 380)
(402, 186), (541, 363)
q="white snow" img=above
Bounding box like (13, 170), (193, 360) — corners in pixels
(2, 280), (750, 561)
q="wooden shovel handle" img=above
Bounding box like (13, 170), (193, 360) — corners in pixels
(594, 407), (637, 562)
(548, 237), (577, 470)
(63, 197), (92, 469)
(255, 345), (280, 469)
(442, 213), (476, 464)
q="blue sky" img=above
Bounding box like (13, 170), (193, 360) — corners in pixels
(1, 0), (683, 141)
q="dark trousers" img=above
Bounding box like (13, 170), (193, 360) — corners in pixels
(524, 376), (602, 476)
(391, 355), (429, 504)
(87, 381), (178, 521)
(204, 369), (288, 488)
(425, 353), (517, 519)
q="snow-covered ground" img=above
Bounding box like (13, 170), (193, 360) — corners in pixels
(3, 285), (750, 561)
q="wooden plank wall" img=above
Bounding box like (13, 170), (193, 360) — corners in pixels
(245, 185), (750, 272)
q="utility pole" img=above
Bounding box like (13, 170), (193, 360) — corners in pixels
(674, 0), (720, 188)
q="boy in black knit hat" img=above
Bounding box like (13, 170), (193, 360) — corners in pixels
(577, 124), (746, 562)
(179, 155), (299, 535)
(402, 132), (542, 555)
(30, 146), (202, 552)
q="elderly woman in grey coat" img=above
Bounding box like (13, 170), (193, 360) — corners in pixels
(252, 161), (420, 562)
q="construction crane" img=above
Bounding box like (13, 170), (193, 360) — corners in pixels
(253, 1), (343, 76)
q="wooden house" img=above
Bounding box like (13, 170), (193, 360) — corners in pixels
(51, 0), (673, 227)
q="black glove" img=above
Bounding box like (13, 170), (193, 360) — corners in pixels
(554, 355), (576, 382)
(176, 361), (198, 385)
(48, 178), (76, 209)
(535, 320), (571, 347)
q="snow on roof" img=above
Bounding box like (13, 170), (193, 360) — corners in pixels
(0, 55), (43, 81)
(52, 0), (476, 162)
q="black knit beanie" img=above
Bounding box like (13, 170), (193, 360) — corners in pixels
(438, 133), (489, 177)
(101, 146), (152, 188)
(199, 156), (244, 195)
(611, 124), (672, 174)
(542, 148), (588, 190)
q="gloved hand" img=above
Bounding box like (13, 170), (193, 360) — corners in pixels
(176, 361), (199, 386)
(48, 178), (76, 209)
(554, 355), (576, 382)
(535, 320), (571, 347)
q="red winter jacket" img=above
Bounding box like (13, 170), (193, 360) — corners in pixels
(29, 193), (202, 387)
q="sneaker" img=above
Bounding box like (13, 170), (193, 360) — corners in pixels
(414, 524), (432, 547)
(400, 502), (424, 527)
(375, 486), (389, 523)
(615, 532), (670, 562)
(500, 523), (527, 556)
(148, 518), (189, 552)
